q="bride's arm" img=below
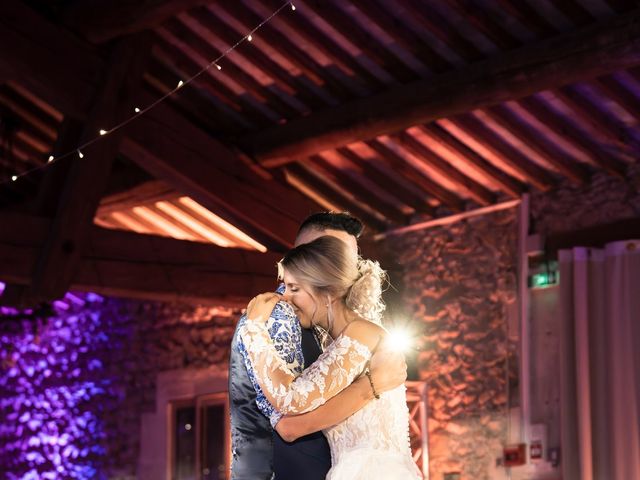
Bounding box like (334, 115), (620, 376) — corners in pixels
(274, 343), (408, 441)
(275, 376), (374, 441)
(240, 312), (383, 416)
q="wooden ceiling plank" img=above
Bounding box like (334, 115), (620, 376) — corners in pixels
(519, 96), (628, 177)
(366, 139), (465, 211)
(284, 164), (388, 232)
(419, 123), (525, 198)
(336, 147), (436, 217)
(350, 0), (453, 73)
(217, 2), (354, 101)
(445, 0), (520, 50)
(402, 0), (485, 63)
(302, 0), (419, 83)
(165, 17), (302, 119)
(194, 7), (330, 111)
(61, 0), (211, 43)
(153, 32), (276, 127)
(595, 75), (640, 122)
(484, 105), (591, 185)
(451, 115), (555, 191)
(555, 84), (636, 149)
(392, 131), (496, 206)
(260, 0), (387, 91)
(306, 155), (408, 225)
(240, 8), (640, 163)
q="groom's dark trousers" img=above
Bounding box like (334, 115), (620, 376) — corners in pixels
(229, 327), (331, 479)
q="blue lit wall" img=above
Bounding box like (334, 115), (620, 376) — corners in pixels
(0, 290), (239, 479)
(0, 294), (121, 479)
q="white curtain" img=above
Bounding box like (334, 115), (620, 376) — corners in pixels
(558, 240), (640, 480)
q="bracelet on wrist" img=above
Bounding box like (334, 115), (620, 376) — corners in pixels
(364, 369), (380, 400)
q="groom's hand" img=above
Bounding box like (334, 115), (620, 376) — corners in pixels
(246, 292), (281, 322)
(369, 343), (407, 393)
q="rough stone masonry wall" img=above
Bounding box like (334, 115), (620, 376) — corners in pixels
(383, 208), (518, 480)
(0, 297), (240, 480)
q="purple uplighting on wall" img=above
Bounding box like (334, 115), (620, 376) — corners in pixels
(0, 294), (122, 480)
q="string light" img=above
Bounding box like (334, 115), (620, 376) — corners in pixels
(1, 1), (296, 185)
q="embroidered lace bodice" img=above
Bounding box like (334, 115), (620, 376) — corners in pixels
(239, 301), (416, 474)
(322, 384), (412, 464)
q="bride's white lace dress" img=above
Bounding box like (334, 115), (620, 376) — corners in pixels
(239, 301), (421, 479)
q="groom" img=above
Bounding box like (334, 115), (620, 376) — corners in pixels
(229, 212), (406, 480)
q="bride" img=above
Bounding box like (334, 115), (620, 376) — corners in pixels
(239, 235), (421, 479)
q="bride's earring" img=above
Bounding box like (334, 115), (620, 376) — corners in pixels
(326, 297), (334, 334)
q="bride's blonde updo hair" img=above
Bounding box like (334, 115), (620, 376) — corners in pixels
(278, 236), (386, 324)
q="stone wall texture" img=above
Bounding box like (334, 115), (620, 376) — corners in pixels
(382, 208), (519, 480)
(0, 297), (240, 479)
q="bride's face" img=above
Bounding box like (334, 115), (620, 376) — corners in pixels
(281, 270), (327, 329)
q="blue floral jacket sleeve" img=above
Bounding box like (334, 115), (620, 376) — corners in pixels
(237, 297), (304, 427)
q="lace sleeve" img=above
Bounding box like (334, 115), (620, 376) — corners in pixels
(239, 312), (372, 415)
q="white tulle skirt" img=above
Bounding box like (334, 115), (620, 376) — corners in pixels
(326, 447), (423, 480)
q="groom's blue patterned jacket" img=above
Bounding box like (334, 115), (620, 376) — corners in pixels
(228, 293), (331, 479)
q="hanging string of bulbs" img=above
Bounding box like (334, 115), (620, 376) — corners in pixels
(3, 1), (297, 186)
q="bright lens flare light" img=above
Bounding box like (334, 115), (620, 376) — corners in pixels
(387, 328), (414, 352)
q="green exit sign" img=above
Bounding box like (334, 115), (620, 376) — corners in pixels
(529, 270), (559, 289)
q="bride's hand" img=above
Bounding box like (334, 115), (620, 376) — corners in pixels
(245, 292), (281, 322)
(369, 342), (407, 393)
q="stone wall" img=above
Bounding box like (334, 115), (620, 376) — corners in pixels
(382, 208), (519, 480)
(0, 296), (240, 479)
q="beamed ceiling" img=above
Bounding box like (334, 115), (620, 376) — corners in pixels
(0, 0), (639, 305)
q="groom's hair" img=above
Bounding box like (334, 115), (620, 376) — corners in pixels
(297, 211), (364, 238)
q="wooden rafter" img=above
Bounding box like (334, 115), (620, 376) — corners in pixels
(0, 212), (280, 306)
(17, 35), (153, 303)
(240, 9), (640, 164)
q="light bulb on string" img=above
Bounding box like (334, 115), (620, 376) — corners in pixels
(0, 0), (292, 187)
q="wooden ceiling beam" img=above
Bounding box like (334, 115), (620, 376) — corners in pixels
(61, 0), (210, 43)
(240, 9), (640, 164)
(0, 212), (281, 307)
(121, 97), (320, 251)
(18, 35), (153, 303)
